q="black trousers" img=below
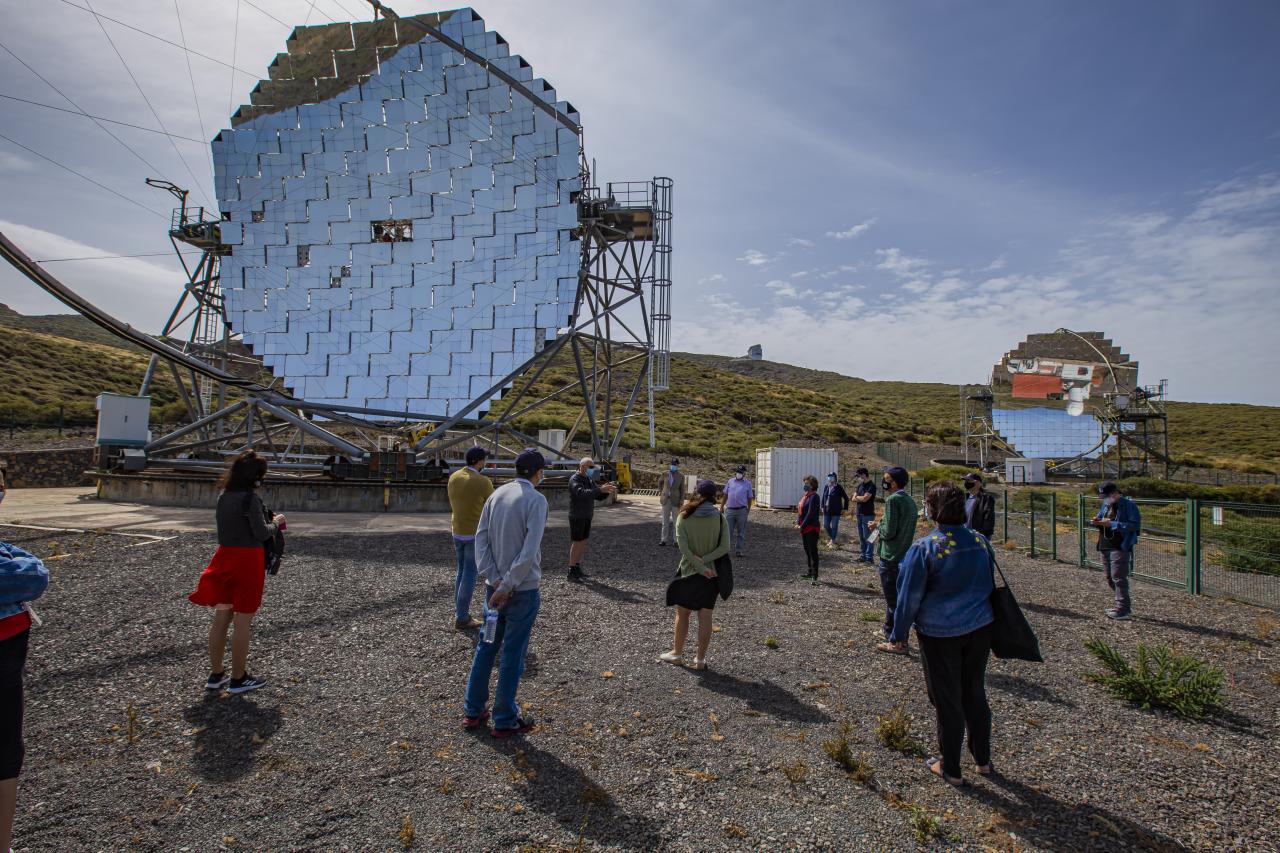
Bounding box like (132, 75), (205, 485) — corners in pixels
(917, 624), (992, 779)
(801, 531), (820, 574)
(0, 629), (30, 779)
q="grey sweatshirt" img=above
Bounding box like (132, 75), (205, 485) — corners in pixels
(476, 478), (548, 595)
(215, 490), (278, 547)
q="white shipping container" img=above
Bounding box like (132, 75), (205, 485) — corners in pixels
(755, 447), (839, 509)
(1005, 457), (1047, 485)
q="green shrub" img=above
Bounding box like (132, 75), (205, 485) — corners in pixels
(1117, 477), (1279, 506)
(909, 806), (947, 844)
(875, 706), (925, 756)
(914, 464), (974, 486)
(1083, 637), (1225, 719)
(1214, 514), (1280, 577)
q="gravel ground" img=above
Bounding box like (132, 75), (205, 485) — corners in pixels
(4, 504), (1277, 852)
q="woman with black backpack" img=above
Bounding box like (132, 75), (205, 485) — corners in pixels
(188, 451), (285, 694)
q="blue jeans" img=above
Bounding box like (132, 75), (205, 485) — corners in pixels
(464, 587), (540, 729)
(824, 514), (841, 543)
(453, 539), (478, 622)
(725, 507), (749, 553)
(856, 515), (874, 560)
(878, 559), (900, 639)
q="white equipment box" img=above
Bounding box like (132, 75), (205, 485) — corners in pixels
(96, 393), (151, 447)
(1005, 457), (1047, 485)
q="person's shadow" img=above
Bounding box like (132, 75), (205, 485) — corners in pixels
(583, 577), (651, 605)
(182, 694), (283, 782)
(481, 739), (664, 849)
(692, 670), (831, 724)
(967, 772), (1195, 852)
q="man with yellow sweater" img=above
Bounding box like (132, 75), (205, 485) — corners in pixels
(448, 447), (494, 630)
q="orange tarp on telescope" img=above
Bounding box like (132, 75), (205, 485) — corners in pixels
(1012, 374), (1064, 398)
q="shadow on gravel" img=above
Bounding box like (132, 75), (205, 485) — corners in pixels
(988, 673), (1076, 708)
(1132, 615), (1271, 647)
(182, 695), (283, 782)
(482, 740), (664, 850)
(1021, 602), (1090, 622)
(967, 773), (1194, 853)
(692, 671), (830, 724)
(819, 581), (883, 599)
(583, 578), (652, 605)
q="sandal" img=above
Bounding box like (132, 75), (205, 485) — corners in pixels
(658, 651), (684, 665)
(975, 762), (994, 776)
(927, 757), (968, 787)
(875, 641), (908, 655)
(689, 658), (707, 671)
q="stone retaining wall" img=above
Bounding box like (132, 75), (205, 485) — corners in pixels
(0, 447), (95, 488)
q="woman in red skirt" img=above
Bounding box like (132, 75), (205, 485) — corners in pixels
(189, 451), (284, 694)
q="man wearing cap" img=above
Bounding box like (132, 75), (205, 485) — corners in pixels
(852, 467), (877, 562)
(463, 449), (548, 738)
(1090, 482), (1142, 620)
(658, 458), (686, 546)
(963, 472), (997, 540)
(447, 446), (494, 630)
(567, 457), (617, 582)
(870, 466), (917, 652)
(721, 465), (754, 557)
(820, 472), (850, 550)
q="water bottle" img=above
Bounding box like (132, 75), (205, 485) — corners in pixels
(482, 605), (498, 644)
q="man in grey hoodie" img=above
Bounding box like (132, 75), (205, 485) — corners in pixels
(463, 449), (548, 738)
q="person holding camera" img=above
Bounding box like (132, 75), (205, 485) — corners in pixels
(1091, 481), (1141, 620)
(188, 451), (284, 694)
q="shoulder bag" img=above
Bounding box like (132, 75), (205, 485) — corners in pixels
(987, 547), (1042, 662)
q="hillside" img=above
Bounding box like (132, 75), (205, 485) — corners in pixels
(1, 306), (1276, 471)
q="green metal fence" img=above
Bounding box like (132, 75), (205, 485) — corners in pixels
(980, 487), (1279, 611)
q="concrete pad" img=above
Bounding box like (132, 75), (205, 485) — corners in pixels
(0, 487), (662, 535)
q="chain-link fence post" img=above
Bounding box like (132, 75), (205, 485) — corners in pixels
(1049, 491), (1057, 561)
(1029, 491), (1037, 558)
(1002, 489), (1009, 543)
(1077, 493), (1087, 568)
(1185, 498), (1201, 595)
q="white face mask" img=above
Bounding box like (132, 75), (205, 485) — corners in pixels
(1105, 495), (1119, 506)
(736, 473), (745, 480)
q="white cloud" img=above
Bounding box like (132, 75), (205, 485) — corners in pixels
(737, 248), (774, 267)
(981, 256), (1007, 272)
(826, 218), (877, 240)
(818, 264), (859, 280)
(1188, 172), (1280, 222)
(788, 270), (810, 279)
(786, 237), (815, 248)
(697, 272), (726, 285)
(764, 278), (798, 298)
(874, 247), (931, 278)
(0, 151), (33, 173)
(0, 221), (182, 333)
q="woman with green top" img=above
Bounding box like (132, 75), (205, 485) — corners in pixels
(660, 479), (730, 670)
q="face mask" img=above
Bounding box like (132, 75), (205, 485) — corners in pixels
(1104, 495), (1118, 506)
(669, 465), (678, 472)
(587, 467), (596, 478)
(804, 483), (813, 491)
(828, 477), (836, 484)
(883, 480), (893, 491)
(736, 473), (745, 480)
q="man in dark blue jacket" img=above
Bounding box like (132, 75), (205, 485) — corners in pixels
(1090, 482), (1142, 620)
(820, 473), (850, 550)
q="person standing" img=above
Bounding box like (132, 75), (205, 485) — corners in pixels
(820, 472), (850, 549)
(721, 465), (754, 557)
(797, 475), (823, 582)
(1090, 481), (1142, 620)
(659, 479), (730, 670)
(658, 458), (685, 546)
(870, 466), (918, 652)
(882, 481), (996, 786)
(852, 467), (877, 563)
(0, 538), (49, 853)
(567, 457), (617, 582)
(962, 473), (996, 540)
(464, 449), (549, 738)
(188, 451), (284, 694)
(447, 446), (494, 630)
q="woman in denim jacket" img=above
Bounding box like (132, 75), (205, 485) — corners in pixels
(886, 481), (996, 786)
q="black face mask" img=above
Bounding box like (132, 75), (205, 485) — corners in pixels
(882, 480), (893, 491)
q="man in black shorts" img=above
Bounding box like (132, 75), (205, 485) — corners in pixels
(567, 457), (616, 582)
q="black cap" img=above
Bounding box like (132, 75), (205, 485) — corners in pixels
(696, 479), (718, 501)
(883, 466), (909, 488)
(964, 472), (983, 485)
(670, 458), (680, 466)
(735, 465), (748, 474)
(515, 449), (546, 477)
(827, 472), (838, 479)
(464, 446), (488, 466)
(1098, 481), (1119, 496)
(855, 466), (869, 476)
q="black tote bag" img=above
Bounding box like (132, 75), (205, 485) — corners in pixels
(988, 553), (1043, 662)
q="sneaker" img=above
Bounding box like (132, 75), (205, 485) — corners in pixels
(491, 716), (536, 739)
(658, 651), (684, 665)
(658, 540), (667, 546)
(1105, 609), (1132, 621)
(205, 671), (230, 692)
(735, 551), (746, 558)
(462, 710), (491, 730)
(568, 566), (587, 583)
(454, 617), (482, 630)
(227, 674), (267, 694)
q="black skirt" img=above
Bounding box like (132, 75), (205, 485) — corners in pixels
(666, 572), (718, 611)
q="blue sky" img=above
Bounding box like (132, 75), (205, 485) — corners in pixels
(1, 0), (1278, 404)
